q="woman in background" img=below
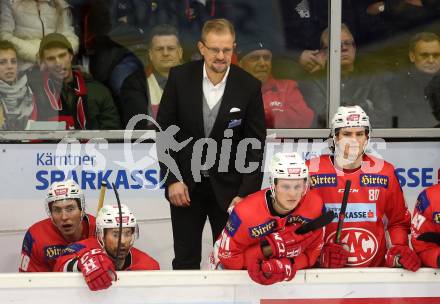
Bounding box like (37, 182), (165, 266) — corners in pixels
(0, 40), (34, 130)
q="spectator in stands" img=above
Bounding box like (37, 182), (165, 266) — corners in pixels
(29, 33), (121, 130)
(425, 72), (440, 128)
(19, 180), (96, 272)
(280, 0), (357, 75)
(86, 0), (149, 48)
(238, 41), (314, 128)
(147, 24), (183, 118)
(389, 32), (440, 127)
(0, 0), (79, 71)
(352, 1), (440, 70)
(88, 33), (149, 129)
(299, 24), (392, 128)
(0, 40), (34, 130)
(82, 0), (151, 129)
(351, 1), (391, 47)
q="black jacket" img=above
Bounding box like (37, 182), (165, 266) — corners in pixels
(89, 36), (150, 129)
(156, 60), (266, 211)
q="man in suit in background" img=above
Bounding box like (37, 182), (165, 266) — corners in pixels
(156, 18), (266, 270)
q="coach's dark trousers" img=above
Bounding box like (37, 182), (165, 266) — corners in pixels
(170, 177), (229, 270)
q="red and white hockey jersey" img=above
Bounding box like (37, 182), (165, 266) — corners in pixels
(307, 154), (411, 267)
(211, 188), (324, 270)
(19, 215), (96, 272)
(54, 237), (160, 271)
(411, 184), (440, 268)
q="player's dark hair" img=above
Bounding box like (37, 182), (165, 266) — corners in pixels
(329, 127), (370, 153)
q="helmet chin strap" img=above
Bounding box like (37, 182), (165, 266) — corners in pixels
(272, 196), (292, 213)
(270, 180), (292, 213)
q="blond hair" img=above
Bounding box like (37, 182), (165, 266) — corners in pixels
(320, 23), (353, 48)
(201, 18), (235, 42)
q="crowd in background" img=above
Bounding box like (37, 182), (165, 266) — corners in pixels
(1, 0), (440, 130)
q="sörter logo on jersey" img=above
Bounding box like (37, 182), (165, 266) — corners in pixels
(44, 245), (68, 260)
(248, 219), (277, 238)
(326, 228), (378, 266)
(433, 212), (440, 225)
(310, 174), (337, 188)
(360, 174), (389, 188)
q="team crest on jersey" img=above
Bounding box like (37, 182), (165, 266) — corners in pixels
(21, 231), (34, 256)
(433, 212), (440, 225)
(326, 228), (378, 266)
(415, 190), (430, 214)
(248, 219), (277, 238)
(360, 174), (389, 188)
(325, 203), (377, 222)
(44, 245), (68, 260)
(225, 210), (241, 237)
(310, 174), (337, 188)
(60, 243), (86, 256)
(286, 215), (310, 225)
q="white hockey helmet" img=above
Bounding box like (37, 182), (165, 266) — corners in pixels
(269, 152), (309, 198)
(96, 204), (139, 248)
(45, 179), (85, 218)
(269, 152), (309, 181)
(331, 105), (371, 136)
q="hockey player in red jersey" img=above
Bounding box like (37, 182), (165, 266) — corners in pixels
(19, 180), (96, 272)
(54, 204), (160, 291)
(410, 184), (440, 267)
(211, 152), (325, 285)
(307, 105), (420, 271)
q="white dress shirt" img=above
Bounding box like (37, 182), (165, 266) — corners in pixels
(202, 63), (230, 110)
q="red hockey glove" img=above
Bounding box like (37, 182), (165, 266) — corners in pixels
(247, 257), (296, 285)
(385, 245), (421, 272)
(78, 248), (117, 291)
(264, 225), (315, 258)
(320, 243), (349, 268)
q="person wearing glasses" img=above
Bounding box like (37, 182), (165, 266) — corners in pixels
(388, 32), (440, 127)
(156, 18), (266, 270)
(299, 23), (392, 128)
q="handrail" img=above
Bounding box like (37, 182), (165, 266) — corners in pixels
(0, 268), (438, 289)
(0, 129), (438, 141)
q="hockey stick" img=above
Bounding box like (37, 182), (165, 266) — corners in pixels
(416, 232), (440, 246)
(111, 182), (123, 271)
(296, 210), (336, 235)
(335, 180), (351, 244)
(96, 182), (107, 215)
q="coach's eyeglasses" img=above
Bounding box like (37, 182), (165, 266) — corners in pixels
(201, 41), (234, 56)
